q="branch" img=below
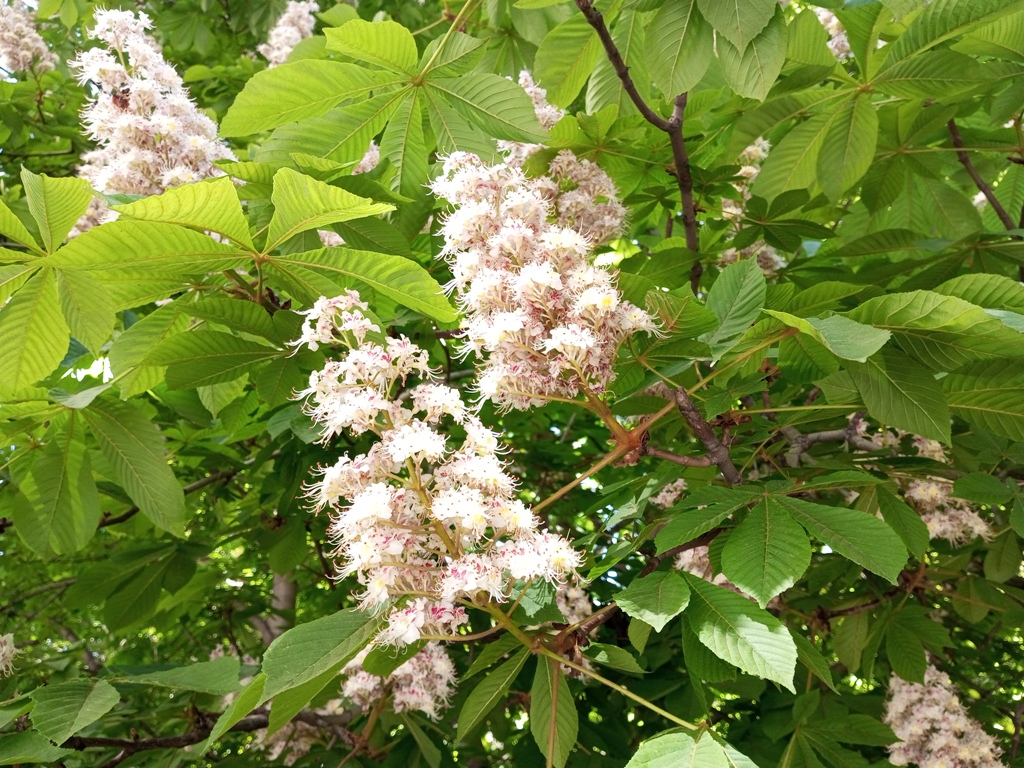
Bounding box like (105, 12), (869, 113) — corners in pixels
(780, 422), (880, 468)
(1012, 700), (1024, 762)
(643, 445), (713, 468)
(639, 528), (723, 577)
(99, 468), (241, 527)
(573, 0), (700, 271)
(948, 119), (1017, 231)
(672, 389), (743, 485)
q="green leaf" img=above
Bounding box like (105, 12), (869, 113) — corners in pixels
(147, 329), (280, 389)
(13, 414), (100, 556)
(82, 398), (186, 535)
(953, 576), (996, 623)
(530, 658), (578, 768)
(753, 110), (841, 201)
(121, 656), (241, 695)
(362, 641), (425, 678)
(696, 0), (776, 48)
(49, 221), (247, 275)
(30, 680), (119, 744)
(419, 31), (487, 76)
(267, 168), (394, 251)
(0, 269), (70, 391)
(424, 89), (497, 158)
(789, 629), (838, 693)
(625, 732), (729, 768)
(585, 643), (646, 674)
(465, 633), (520, 679)
(628, 618), (653, 654)
(380, 90), (428, 199)
(818, 94), (878, 201)
(774, 496), (907, 583)
(847, 350), (950, 443)
(718, 8), (788, 101)
(20, 168), (93, 253)
(272, 247), (456, 322)
(616, 570), (691, 632)
(881, 0), (1024, 66)
(402, 714), (442, 768)
(876, 487), (930, 559)
(588, 10), (649, 115)
(646, 0), (714, 96)
(184, 298), (280, 342)
(703, 259), (767, 357)
(458, 648), (529, 738)
(846, 290), (1024, 371)
(984, 530), (1022, 583)
(763, 311), (890, 362)
(683, 574), (797, 690)
(0, 198), (42, 253)
(873, 50), (996, 99)
(934, 273), (1024, 312)
(324, 19), (418, 74)
(261, 609), (376, 699)
(221, 61), (394, 136)
(268, 665), (338, 735)
(56, 270), (115, 355)
(886, 623), (926, 682)
(721, 498), (812, 608)
(113, 177), (254, 250)
(942, 360), (1024, 440)
(0, 731), (73, 764)
(953, 472), (1013, 505)
(201, 673), (266, 750)
(428, 74), (546, 142)
(535, 15), (602, 107)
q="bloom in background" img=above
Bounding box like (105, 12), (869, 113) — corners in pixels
(430, 152), (655, 411)
(341, 643), (457, 720)
(68, 9), (235, 234)
(884, 666), (1003, 768)
(0, 2), (56, 74)
(717, 137), (787, 276)
(294, 291), (582, 647)
(814, 8), (853, 60)
(258, 1), (319, 67)
(674, 546), (737, 592)
(650, 478), (688, 509)
(556, 583), (593, 626)
(497, 71), (566, 167)
(0, 633), (16, 677)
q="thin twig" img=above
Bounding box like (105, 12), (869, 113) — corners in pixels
(643, 445), (714, 468)
(948, 119), (1017, 231)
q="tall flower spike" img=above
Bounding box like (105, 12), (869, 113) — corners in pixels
(294, 291), (583, 647)
(259, 1), (320, 67)
(430, 152), (657, 411)
(0, 634), (16, 677)
(0, 2), (56, 74)
(68, 9), (236, 235)
(341, 643), (457, 720)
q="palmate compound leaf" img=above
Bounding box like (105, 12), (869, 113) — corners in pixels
(682, 574), (797, 691)
(721, 498), (812, 608)
(625, 731), (730, 768)
(30, 679), (120, 744)
(615, 570), (691, 633)
(530, 657), (578, 768)
(266, 168), (395, 251)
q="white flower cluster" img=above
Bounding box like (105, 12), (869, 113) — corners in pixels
(259, 1), (319, 67)
(260, 721), (322, 766)
(497, 71), (565, 167)
(430, 152), (656, 411)
(674, 546), (737, 591)
(814, 8), (853, 61)
(650, 478), (688, 509)
(0, 2), (56, 74)
(69, 9), (235, 233)
(718, 138), (787, 276)
(0, 633), (15, 676)
(906, 479), (992, 545)
(341, 642), (457, 720)
(884, 666), (1004, 768)
(556, 583), (593, 626)
(294, 291), (583, 647)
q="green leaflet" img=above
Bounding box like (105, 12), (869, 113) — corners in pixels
(530, 658), (578, 768)
(220, 61), (397, 136)
(818, 93), (878, 201)
(0, 268), (70, 391)
(646, 0), (713, 97)
(763, 310), (890, 362)
(266, 168), (394, 251)
(682, 574), (797, 691)
(145, 330), (281, 389)
(718, 7), (788, 101)
(941, 360), (1024, 440)
(721, 498), (811, 608)
(380, 89), (428, 199)
(324, 19), (419, 74)
(114, 176), (254, 250)
(82, 398), (187, 536)
(616, 570), (691, 632)
(30, 679), (119, 744)
(458, 648), (529, 739)
(702, 258), (767, 358)
(535, 14), (603, 107)
(20, 169), (93, 254)
(625, 732), (730, 768)
(117, 656), (241, 696)
(696, 0), (776, 49)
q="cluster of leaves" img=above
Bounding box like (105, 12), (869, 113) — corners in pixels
(3, 0), (1024, 766)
